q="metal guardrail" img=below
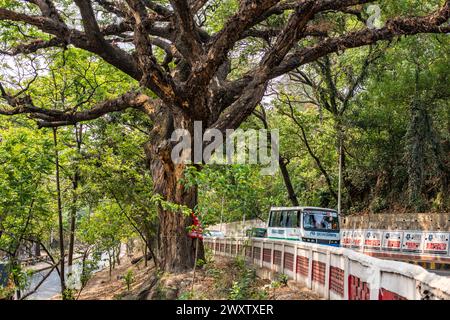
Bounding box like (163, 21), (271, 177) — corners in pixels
(204, 237), (450, 300)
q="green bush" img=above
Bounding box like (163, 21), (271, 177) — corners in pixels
(278, 273), (289, 286)
(62, 288), (75, 300)
(177, 291), (194, 300)
(123, 269), (135, 291)
(228, 268), (256, 300)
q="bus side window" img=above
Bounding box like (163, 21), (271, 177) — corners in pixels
(269, 211), (274, 227)
(270, 211), (281, 227)
(270, 211), (278, 227)
(291, 211), (299, 228)
(299, 210), (303, 228)
(287, 211), (298, 228)
(279, 211), (285, 227)
(284, 211), (290, 227)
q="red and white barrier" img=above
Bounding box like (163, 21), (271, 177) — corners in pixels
(204, 237), (450, 300)
(341, 229), (450, 263)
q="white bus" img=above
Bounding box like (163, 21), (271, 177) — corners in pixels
(266, 206), (340, 246)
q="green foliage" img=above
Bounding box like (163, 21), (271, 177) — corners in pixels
(227, 256), (257, 300)
(177, 291), (194, 300)
(62, 288), (75, 300)
(189, 32), (450, 216)
(0, 2), (448, 303)
(0, 285), (14, 300)
(79, 253), (101, 290)
(123, 269), (135, 292)
(10, 264), (33, 292)
(0, 119), (54, 254)
(277, 274), (289, 287)
(184, 164), (280, 226)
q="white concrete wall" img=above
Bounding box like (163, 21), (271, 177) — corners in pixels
(209, 219), (266, 237)
(204, 237), (450, 300)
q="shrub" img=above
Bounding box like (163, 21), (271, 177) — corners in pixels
(123, 269), (135, 291)
(278, 273), (289, 286)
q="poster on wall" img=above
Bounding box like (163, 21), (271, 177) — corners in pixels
(401, 231), (423, 253)
(341, 230), (353, 248)
(352, 230), (364, 250)
(364, 230), (382, 250)
(382, 231), (403, 251)
(423, 232), (450, 255)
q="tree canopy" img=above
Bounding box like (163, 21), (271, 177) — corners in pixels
(0, 0), (449, 278)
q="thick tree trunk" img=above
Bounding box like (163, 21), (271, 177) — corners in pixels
(153, 161), (204, 272)
(146, 111), (204, 272)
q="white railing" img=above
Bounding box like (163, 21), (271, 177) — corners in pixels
(203, 237), (450, 300)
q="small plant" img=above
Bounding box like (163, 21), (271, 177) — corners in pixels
(270, 280), (281, 289)
(251, 288), (269, 300)
(196, 258), (206, 268)
(228, 268), (256, 300)
(123, 269), (135, 292)
(177, 291), (194, 300)
(62, 288), (75, 300)
(203, 248), (215, 267)
(0, 282), (14, 300)
(278, 273), (289, 286)
(233, 256), (246, 270)
(229, 281), (243, 300)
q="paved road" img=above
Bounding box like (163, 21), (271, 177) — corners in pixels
(427, 269), (450, 277)
(24, 259), (107, 300)
(24, 253), (115, 299)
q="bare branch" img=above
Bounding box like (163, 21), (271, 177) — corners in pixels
(0, 37), (64, 55)
(0, 85), (157, 127)
(271, 2), (450, 79)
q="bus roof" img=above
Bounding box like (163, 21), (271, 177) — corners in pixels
(270, 206), (338, 212)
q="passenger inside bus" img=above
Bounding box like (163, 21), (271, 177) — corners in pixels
(304, 212), (338, 230)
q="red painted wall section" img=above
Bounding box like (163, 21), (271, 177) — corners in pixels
(274, 250), (282, 266)
(348, 275), (370, 300)
(329, 267), (345, 297)
(284, 252), (294, 271)
(378, 288), (407, 300)
(263, 248), (272, 263)
(253, 247), (261, 260)
(296, 256), (309, 277)
(312, 261), (326, 285)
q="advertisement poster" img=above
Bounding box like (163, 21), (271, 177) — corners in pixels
(401, 232), (423, 253)
(423, 232), (450, 255)
(364, 230), (382, 250)
(341, 230), (353, 248)
(382, 231), (403, 251)
(352, 230), (364, 250)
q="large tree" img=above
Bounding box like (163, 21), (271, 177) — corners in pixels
(0, 0), (449, 272)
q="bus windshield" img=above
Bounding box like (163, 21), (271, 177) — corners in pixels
(303, 210), (339, 231)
